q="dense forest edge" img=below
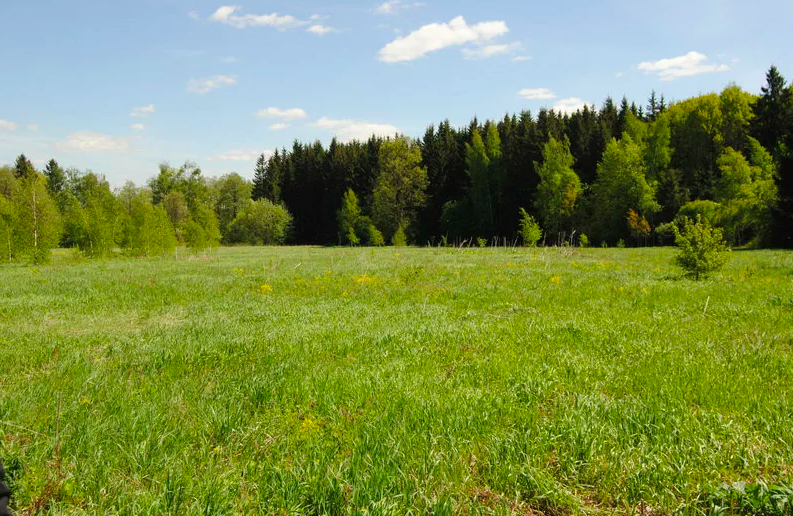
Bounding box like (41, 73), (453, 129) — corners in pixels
(1, 66), (792, 264)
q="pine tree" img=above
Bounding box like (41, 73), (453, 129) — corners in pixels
(43, 159), (66, 198)
(752, 66), (792, 156)
(14, 154), (35, 181)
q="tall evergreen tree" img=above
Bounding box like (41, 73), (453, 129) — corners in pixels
(14, 154), (35, 181)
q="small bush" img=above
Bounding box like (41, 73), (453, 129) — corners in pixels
(477, 237), (487, 248)
(518, 208), (542, 247)
(391, 224), (407, 247)
(578, 233), (589, 248)
(367, 225), (385, 246)
(674, 215), (729, 280)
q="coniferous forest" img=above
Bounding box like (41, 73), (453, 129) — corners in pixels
(2, 66), (793, 264)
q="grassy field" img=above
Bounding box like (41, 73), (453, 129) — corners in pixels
(1, 246), (792, 515)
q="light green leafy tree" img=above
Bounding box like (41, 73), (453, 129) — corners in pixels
(372, 137), (428, 243)
(229, 199), (292, 245)
(13, 174), (62, 264)
(337, 189), (362, 245)
(534, 137), (582, 245)
(0, 195), (17, 262)
(675, 215), (729, 280)
(517, 208), (542, 247)
(590, 135), (659, 244)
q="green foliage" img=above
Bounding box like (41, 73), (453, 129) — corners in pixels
(125, 193), (177, 257)
(337, 189), (362, 245)
(578, 233), (589, 247)
(372, 137), (428, 242)
(229, 199), (292, 245)
(43, 159), (66, 198)
(705, 481), (793, 515)
(366, 224), (385, 246)
(674, 215), (730, 280)
(0, 195), (16, 262)
(13, 174), (62, 264)
(517, 208), (542, 247)
(215, 173), (253, 241)
(477, 237), (487, 248)
(590, 135), (659, 244)
(534, 137), (582, 243)
(391, 223), (407, 247)
(14, 154), (36, 180)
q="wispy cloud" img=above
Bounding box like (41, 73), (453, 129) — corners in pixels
(27, 124), (38, 131)
(187, 75), (237, 94)
(56, 131), (132, 153)
(0, 120), (19, 131)
(130, 123), (146, 131)
(552, 97), (591, 115)
(462, 42), (522, 60)
(188, 11), (200, 20)
(269, 123), (290, 131)
(379, 16), (509, 63)
(130, 104), (156, 118)
(310, 117), (399, 142)
(307, 24), (337, 35)
(256, 107), (309, 121)
(208, 149), (272, 161)
(518, 88), (556, 100)
(512, 55), (532, 62)
(637, 51), (730, 81)
(374, 1), (424, 15)
(209, 5), (307, 30)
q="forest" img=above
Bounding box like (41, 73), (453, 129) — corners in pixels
(1, 66), (792, 264)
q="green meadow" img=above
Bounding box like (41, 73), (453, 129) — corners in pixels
(1, 246), (792, 515)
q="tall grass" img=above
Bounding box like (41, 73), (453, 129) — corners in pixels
(0, 247), (791, 514)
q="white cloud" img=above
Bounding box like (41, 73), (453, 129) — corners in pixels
(310, 117), (399, 142)
(637, 51), (730, 81)
(307, 24), (337, 35)
(512, 55), (532, 62)
(256, 107), (309, 121)
(0, 120), (19, 131)
(375, 1), (424, 15)
(462, 42), (522, 60)
(379, 16), (509, 63)
(27, 124), (38, 131)
(209, 5), (306, 29)
(208, 149), (272, 162)
(55, 131), (131, 153)
(188, 11), (200, 20)
(130, 104), (156, 118)
(552, 97), (591, 115)
(220, 56), (238, 63)
(310, 14), (328, 21)
(130, 123), (146, 131)
(519, 88), (556, 100)
(187, 75), (237, 94)
(269, 123), (290, 130)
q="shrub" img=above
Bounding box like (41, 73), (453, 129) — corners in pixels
(578, 233), (589, 248)
(477, 237), (487, 248)
(391, 224), (407, 247)
(229, 199), (292, 245)
(517, 208), (542, 247)
(367, 225), (385, 246)
(674, 215), (729, 280)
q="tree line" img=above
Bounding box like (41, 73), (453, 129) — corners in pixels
(254, 66), (792, 249)
(1, 66), (792, 264)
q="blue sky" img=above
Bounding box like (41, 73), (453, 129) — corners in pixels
(1, 0), (792, 186)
